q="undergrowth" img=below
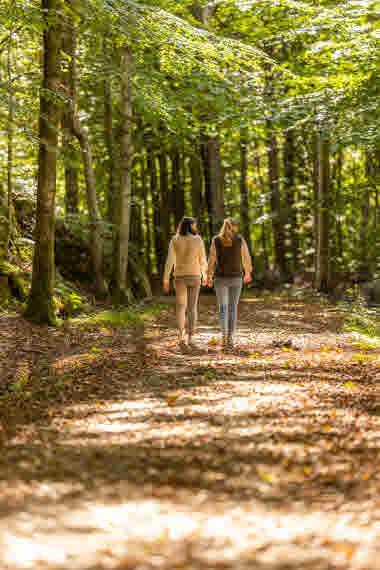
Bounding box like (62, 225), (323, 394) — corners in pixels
(340, 287), (380, 344)
(72, 300), (168, 328)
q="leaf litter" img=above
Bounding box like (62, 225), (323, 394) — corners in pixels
(0, 296), (379, 569)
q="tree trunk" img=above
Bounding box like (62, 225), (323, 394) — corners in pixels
(312, 134), (319, 284)
(171, 147), (185, 228)
(254, 147), (269, 271)
(315, 135), (330, 293)
(159, 140), (170, 245)
(240, 128), (252, 254)
(72, 118), (107, 297)
(113, 45), (133, 304)
(283, 130), (299, 271)
(61, 9), (79, 216)
(65, 22), (106, 297)
(141, 152), (152, 276)
(360, 150), (375, 280)
(25, 0), (60, 324)
(335, 150), (344, 261)
(149, 147), (165, 274)
(189, 147), (203, 230)
(267, 124), (289, 280)
(207, 135), (224, 235)
(5, 25), (14, 257)
(201, 135), (224, 237)
(103, 37), (116, 225)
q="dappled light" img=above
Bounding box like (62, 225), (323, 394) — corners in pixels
(0, 295), (379, 568)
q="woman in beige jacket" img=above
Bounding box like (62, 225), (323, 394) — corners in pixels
(163, 217), (207, 346)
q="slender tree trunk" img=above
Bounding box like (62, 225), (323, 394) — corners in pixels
(360, 150), (375, 280)
(171, 147), (185, 228)
(141, 152), (152, 276)
(189, 147), (203, 229)
(254, 147), (269, 271)
(200, 140), (212, 239)
(113, 45), (133, 304)
(62, 9), (79, 216)
(65, 26), (106, 297)
(359, 152), (372, 280)
(103, 37), (116, 225)
(315, 135), (330, 293)
(283, 130), (299, 271)
(149, 147), (165, 274)
(25, 0), (60, 324)
(73, 119), (107, 297)
(5, 25), (14, 255)
(312, 134), (319, 284)
(159, 140), (170, 246)
(335, 150), (344, 261)
(374, 149), (380, 240)
(267, 124), (289, 280)
(240, 127), (252, 255)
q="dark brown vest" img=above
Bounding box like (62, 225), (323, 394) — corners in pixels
(214, 235), (242, 277)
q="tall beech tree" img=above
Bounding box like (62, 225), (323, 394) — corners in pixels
(112, 44), (133, 304)
(24, 0), (61, 324)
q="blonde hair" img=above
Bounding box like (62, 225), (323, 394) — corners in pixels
(219, 217), (237, 245)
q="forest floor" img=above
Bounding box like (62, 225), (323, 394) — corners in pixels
(0, 293), (380, 570)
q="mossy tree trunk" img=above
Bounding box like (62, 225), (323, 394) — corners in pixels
(24, 0), (60, 325)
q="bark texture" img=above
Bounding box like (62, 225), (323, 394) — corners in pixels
(113, 45), (133, 305)
(62, 9), (79, 216)
(25, 0), (60, 324)
(267, 126), (289, 280)
(103, 38), (116, 225)
(315, 136), (330, 293)
(240, 128), (252, 255)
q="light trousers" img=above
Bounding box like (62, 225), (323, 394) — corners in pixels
(214, 276), (243, 335)
(174, 278), (201, 333)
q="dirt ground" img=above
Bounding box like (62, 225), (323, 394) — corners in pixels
(0, 294), (380, 570)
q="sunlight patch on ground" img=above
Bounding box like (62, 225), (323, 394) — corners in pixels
(2, 498), (380, 569)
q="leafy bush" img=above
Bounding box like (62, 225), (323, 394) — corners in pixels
(340, 286), (380, 340)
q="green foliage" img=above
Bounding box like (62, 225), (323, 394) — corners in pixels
(341, 286), (380, 341)
(73, 301), (168, 328)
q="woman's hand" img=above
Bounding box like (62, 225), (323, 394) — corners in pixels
(163, 280), (169, 293)
(243, 273), (251, 284)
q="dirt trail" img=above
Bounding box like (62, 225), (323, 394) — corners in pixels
(0, 295), (380, 570)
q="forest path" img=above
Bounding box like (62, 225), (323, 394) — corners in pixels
(1, 295), (380, 570)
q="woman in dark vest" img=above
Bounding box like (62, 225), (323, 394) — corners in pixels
(207, 217), (252, 349)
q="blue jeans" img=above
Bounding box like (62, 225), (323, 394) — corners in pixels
(214, 277), (243, 335)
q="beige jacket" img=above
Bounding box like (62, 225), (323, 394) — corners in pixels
(164, 234), (208, 281)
